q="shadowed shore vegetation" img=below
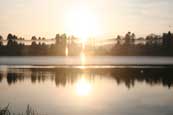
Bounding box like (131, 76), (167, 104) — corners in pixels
(0, 104), (44, 115)
(0, 31), (173, 56)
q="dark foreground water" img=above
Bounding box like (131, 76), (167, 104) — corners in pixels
(0, 66), (173, 115)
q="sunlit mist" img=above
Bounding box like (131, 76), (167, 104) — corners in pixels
(65, 47), (68, 56)
(75, 77), (92, 96)
(80, 51), (86, 65)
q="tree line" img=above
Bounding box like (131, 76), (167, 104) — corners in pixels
(110, 31), (173, 56)
(0, 31), (173, 56)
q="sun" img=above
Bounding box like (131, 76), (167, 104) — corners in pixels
(65, 7), (100, 43)
(75, 77), (92, 96)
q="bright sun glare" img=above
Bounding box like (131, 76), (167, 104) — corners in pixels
(75, 77), (92, 96)
(65, 7), (100, 43)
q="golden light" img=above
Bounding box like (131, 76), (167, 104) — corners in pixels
(80, 51), (86, 65)
(64, 7), (101, 43)
(75, 77), (92, 96)
(65, 47), (68, 56)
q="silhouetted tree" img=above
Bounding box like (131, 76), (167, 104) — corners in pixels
(31, 36), (37, 40)
(124, 32), (131, 45)
(0, 35), (3, 46)
(55, 34), (61, 44)
(7, 33), (18, 46)
(146, 34), (161, 46)
(61, 33), (67, 46)
(116, 35), (121, 45)
(42, 37), (46, 40)
(31, 36), (37, 46)
(162, 31), (173, 47)
(131, 33), (135, 44)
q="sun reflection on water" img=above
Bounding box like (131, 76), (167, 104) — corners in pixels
(75, 77), (92, 96)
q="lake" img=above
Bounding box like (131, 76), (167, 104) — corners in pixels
(0, 56), (173, 115)
(0, 56), (173, 66)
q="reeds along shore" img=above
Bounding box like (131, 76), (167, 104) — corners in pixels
(0, 31), (173, 56)
(0, 104), (45, 115)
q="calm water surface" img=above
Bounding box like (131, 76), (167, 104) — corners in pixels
(0, 56), (173, 65)
(0, 67), (173, 115)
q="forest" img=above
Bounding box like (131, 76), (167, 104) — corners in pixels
(0, 31), (173, 56)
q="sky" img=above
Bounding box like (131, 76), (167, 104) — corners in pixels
(0, 0), (173, 39)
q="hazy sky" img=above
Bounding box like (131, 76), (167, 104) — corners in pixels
(0, 0), (173, 39)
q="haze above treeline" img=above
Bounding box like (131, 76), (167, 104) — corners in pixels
(1, 0), (173, 39)
(0, 31), (172, 41)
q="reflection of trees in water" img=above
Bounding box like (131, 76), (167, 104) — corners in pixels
(1, 68), (173, 88)
(0, 74), (2, 82)
(31, 72), (50, 84)
(7, 73), (24, 85)
(110, 68), (173, 88)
